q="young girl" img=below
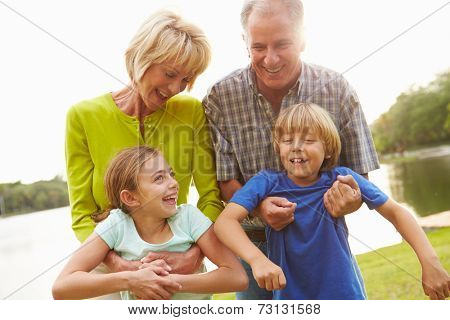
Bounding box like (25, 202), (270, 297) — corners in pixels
(214, 103), (449, 300)
(53, 146), (248, 300)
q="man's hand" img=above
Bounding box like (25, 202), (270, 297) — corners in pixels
(257, 197), (296, 231)
(140, 244), (204, 274)
(324, 175), (362, 218)
(103, 250), (141, 272)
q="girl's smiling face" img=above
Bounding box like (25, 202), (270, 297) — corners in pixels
(132, 154), (179, 218)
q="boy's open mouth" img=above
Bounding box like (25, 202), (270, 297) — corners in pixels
(290, 157), (307, 164)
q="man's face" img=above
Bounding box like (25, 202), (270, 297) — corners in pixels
(246, 7), (303, 95)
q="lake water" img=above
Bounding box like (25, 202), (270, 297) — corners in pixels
(1, 152), (449, 299)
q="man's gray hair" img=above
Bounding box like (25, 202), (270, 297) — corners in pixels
(240, 0), (304, 33)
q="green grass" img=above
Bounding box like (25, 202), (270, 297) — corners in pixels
(356, 227), (450, 299)
(213, 292), (236, 300)
(213, 228), (450, 300)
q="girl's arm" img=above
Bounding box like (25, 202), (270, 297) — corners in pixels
(376, 199), (450, 299)
(168, 224), (248, 294)
(52, 233), (180, 300)
(213, 203), (286, 291)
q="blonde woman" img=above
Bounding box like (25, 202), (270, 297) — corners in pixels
(65, 10), (223, 298)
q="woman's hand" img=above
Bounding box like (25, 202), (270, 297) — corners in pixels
(140, 244), (204, 274)
(422, 259), (450, 300)
(250, 256), (286, 291)
(103, 250), (142, 272)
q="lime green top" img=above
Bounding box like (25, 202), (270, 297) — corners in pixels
(65, 93), (223, 242)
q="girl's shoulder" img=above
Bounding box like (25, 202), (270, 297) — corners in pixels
(99, 208), (129, 225)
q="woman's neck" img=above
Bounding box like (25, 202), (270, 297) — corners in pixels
(112, 87), (154, 121)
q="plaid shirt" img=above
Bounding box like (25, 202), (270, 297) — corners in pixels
(203, 61), (379, 228)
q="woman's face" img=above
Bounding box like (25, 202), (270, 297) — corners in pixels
(137, 62), (193, 111)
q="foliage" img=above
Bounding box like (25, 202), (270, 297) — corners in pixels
(371, 71), (450, 154)
(0, 176), (69, 216)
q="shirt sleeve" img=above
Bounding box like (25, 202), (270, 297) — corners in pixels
(191, 100), (224, 222)
(94, 212), (119, 249)
(229, 171), (275, 213)
(203, 85), (241, 181)
(65, 105), (97, 243)
(338, 79), (380, 174)
(336, 167), (388, 209)
(184, 205), (213, 242)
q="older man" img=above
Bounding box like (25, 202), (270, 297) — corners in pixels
(203, 0), (379, 299)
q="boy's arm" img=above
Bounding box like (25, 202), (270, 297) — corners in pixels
(376, 199), (450, 299)
(214, 203), (286, 290)
(168, 226), (249, 294)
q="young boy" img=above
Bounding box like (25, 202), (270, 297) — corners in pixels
(214, 103), (449, 300)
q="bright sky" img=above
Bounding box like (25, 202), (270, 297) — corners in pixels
(1, 0), (449, 183)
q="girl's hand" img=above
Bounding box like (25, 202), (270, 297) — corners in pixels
(422, 259), (450, 300)
(251, 256), (286, 291)
(128, 267), (181, 300)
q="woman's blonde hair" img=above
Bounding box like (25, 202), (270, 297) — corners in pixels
(93, 146), (160, 222)
(125, 10), (211, 90)
(272, 103), (341, 171)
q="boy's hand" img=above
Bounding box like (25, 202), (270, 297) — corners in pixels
(422, 260), (450, 299)
(257, 197), (296, 231)
(324, 175), (362, 217)
(250, 256), (286, 291)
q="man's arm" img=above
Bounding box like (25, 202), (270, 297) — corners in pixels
(218, 179), (242, 202)
(220, 179), (296, 231)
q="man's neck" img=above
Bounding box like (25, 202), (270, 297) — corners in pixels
(255, 64), (302, 113)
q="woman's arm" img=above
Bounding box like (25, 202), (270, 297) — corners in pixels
(376, 199), (450, 299)
(65, 106), (98, 243)
(192, 100), (224, 222)
(168, 225), (248, 294)
(214, 203), (286, 291)
(52, 233), (180, 300)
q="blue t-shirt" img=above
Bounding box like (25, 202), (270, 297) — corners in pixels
(230, 167), (388, 300)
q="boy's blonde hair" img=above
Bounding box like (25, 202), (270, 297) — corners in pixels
(93, 146), (160, 222)
(273, 103), (341, 171)
(125, 10), (211, 90)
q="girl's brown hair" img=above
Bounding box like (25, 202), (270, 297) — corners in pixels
(92, 146), (159, 222)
